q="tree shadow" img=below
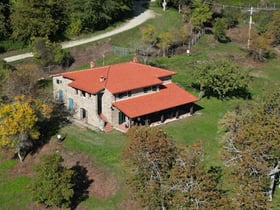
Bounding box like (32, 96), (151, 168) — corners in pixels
(31, 103), (72, 154)
(70, 161), (94, 210)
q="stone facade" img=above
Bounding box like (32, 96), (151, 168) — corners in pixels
(53, 76), (104, 130)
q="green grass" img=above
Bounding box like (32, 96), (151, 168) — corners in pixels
(61, 125), (126, 171)
(81, 192), (127, 210)
(163, 97), (242, 166)
(0, 159), (17, 180)
(0, 176), (32, 210)
(0, 158), (32, 210)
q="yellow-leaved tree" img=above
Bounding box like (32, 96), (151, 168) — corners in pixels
(0, 96), (52, 161)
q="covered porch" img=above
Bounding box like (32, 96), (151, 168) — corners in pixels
(112, 83), (199, 133)
(114, 103), (195, 133)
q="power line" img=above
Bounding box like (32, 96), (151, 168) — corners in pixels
(202, 1), (280, 49)
(203, 0), (280, 11)
(247, 6), (255, 49)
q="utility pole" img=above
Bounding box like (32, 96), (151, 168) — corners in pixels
(247, 7), (254, 50)
(162, 0), (167, 11)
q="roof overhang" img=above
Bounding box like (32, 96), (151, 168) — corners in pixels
(113, 83), (199, 118)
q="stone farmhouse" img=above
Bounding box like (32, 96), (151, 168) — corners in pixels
(52, 59), (198, 132)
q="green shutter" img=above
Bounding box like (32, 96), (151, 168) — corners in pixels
(118, 112), (124, 124)
(68, 98), (74, 110)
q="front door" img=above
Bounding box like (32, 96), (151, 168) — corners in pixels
(97, 93), (103, 114)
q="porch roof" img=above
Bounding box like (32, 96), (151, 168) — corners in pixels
(113, 83), (199, 118)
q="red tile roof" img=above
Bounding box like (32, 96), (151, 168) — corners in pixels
(113, 83), (199, 118)
(58, 62), (176, 94)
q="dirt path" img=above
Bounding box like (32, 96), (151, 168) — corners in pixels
(3, 2), (156, 63)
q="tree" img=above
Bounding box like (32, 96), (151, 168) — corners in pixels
(0, 59), (15, 99)
(32, 37), (73, 68)
(0, 96), (52, 161)
(31, 153), (74, 208)
(123, 126), (177, 209)
(140, 24), (157, 46)
(219, 89), (280, 208)
(192, 59), (250, 99)
(3, 63), (42, 98)
(213, 18), (229, 43)
(266, 11), (280, 46)
(123, 126), (228, 209)
(158, 32), (173, 57)
(0, 1), (10, 40)
(179, 23), (192, 46)
(190, 0), (212, 31)
(168, 142), (228, 209)
(65, 0), (133, 36)
(222, 7), (239, 28)
(10, 0), (67, 41)
(249, 32), (273, 62)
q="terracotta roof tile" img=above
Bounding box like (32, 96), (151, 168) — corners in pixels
(113, 83), (198, 118)
(59, 62), (176, 94)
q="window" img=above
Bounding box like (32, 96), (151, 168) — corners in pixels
(118, 93), (125, 99)
(144, 87), (151, 93)
(56, 79), (61, 84)
(152, 86), (157, 91)
(81, 91), (86, 97)
(128, 91), (132, 97)
(75, 89), (78, 95)
(118, 91), (132, 99)
(68, 98), (74, 110)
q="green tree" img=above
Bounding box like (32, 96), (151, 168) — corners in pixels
(222, 7), (239, 28)
(140, 24), (157, 49)
(32, 37), (72, 68)
(266, 11), (280, 46)
(0, 1), (11, 40)
(213, 18), (229, 43)
(219, 89), (280, 208)
(158, 32), (173, 57)
(31, 153), (74, 208)
(179, 23), (192, 45)
(65, 0), (133, 36)
(0, 59), (15, 99)
(190, 0), (212, 31)
(192, 59), (250, 99)
(10, 0), (66, 41)
(0, 96), (52, 161)
(249, 32), (273, 62)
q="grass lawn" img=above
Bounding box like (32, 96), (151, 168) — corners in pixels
(0, 158), (32, 210)
(60, 125), (126, 171)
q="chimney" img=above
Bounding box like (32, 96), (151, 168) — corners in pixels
(100, 76), (105, 82)
(132, 56), (138, 63)
(90, 61), (95, 68)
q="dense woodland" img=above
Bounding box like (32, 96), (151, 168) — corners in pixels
(0, 0), (280, 209)
(0, 0), (133, 45)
